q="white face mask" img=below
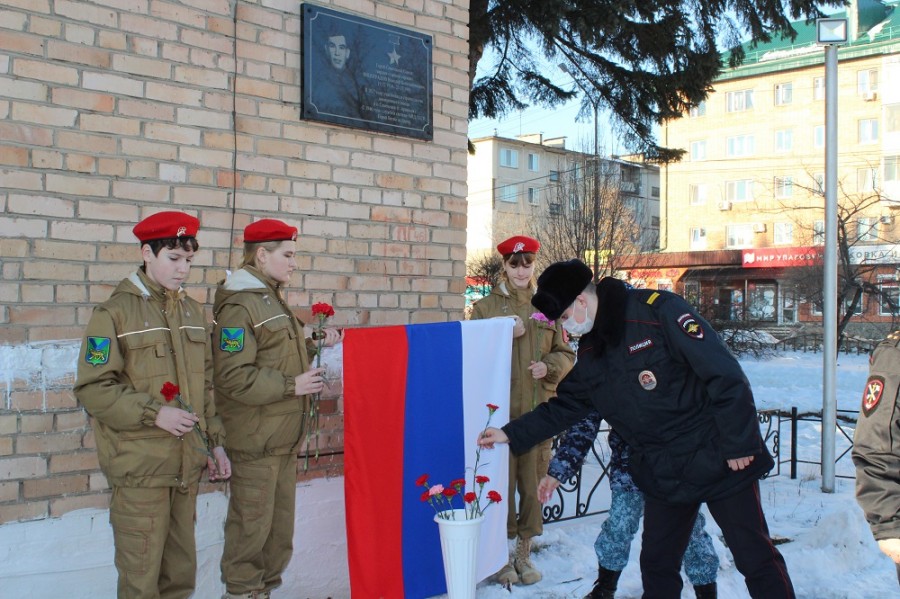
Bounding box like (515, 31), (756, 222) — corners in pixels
(562, 300), (594, 336)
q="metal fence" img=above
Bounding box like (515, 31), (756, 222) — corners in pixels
(543, 407), (859, 524)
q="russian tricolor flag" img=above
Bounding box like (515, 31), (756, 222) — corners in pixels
(343, 319), (513, 598)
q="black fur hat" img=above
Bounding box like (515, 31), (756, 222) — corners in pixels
(531, 259), (593, 320)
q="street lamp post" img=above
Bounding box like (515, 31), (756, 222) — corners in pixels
(816, 17), (848, 493)
(560, 64), (601, 281)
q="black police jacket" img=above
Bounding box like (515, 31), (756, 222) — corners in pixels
(503, 277), (773, 504)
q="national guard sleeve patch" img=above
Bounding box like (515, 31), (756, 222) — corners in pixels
(220, 327), (244, 353)
(676, 313), (704, 339)
(862, 375), (885, 416)
(85, 337), (110, 365)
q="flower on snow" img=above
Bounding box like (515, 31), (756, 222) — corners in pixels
(415, 403), (503, 520)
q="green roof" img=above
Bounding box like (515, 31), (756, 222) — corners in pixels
(717, 1), (900, 81)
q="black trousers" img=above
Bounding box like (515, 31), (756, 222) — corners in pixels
(640, 482), (795, 599)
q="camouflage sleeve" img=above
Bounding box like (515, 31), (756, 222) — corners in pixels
(547, 409), (603, 482)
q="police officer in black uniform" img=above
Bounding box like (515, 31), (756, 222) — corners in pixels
(478, 259), (795, 599)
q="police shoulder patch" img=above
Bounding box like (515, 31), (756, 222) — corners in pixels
(220, 327), (245, 353)
(862, 375), (885, 416)
(85, 337), (110, 366)
(676, 313), (704, 339)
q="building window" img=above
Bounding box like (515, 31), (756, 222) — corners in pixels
(689, 184), (708, 205)
(858, 119), (879, 144)
(527, 153), (539, 172)
(726, 134), (755, 157)
(858, 167), (877, 193)
(690, 227), (707, 250)
(879, 278), (899, 315)
(857, 68), (879, 95)
(775, 82), (793, 105)
(690, 140), (707, 161)
(774, 221), (793, 245)
(689, 101), (706, 118)
(814, 172), (825, 194)
(684, 280), (701, 309)
(726, 89), (754, 112)
(813, 220), (825, 245)
(814, 125), (824, 149)
(775, 176), (793, 198)
(857, 216), (878, 242)
(886, 156), (899, 183)
(499, 148), (518, 168)
(775, 129), (793, 152)
(651, 186), (660, 198)
(726, 179), (753, 203)
(726, 223), (755, 248)
(527, 187), (539, 205)
(499, 184), (518, 203)
(549, 170), (560, 182)
(813, 76), (825, 101)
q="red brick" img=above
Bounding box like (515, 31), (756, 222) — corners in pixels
(9, 390), (42, 411)
(0, 456), (47, 480)
(55, 411), (88, 431)
(49, 451), (100, 474)
(50, 492), (109, 517)
(46, 40), (111, 68)
(0, 437), (12, 456)
(23, 474), (89, 498)
(0, 500), (48, 524)
(0, 481), (18, 503)
(20, 414), (53, 434)
(0, 146), (28, 166)
(46, 389), (77, 410)
(16, 433), (82, 455)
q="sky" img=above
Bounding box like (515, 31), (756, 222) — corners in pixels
(431, 350), (900, 598)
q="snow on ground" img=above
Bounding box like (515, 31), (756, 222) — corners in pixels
(438, 351), (899, 598)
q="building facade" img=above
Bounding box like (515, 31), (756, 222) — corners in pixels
(644, 0), (900, 336)
(466, 134), (660, 262)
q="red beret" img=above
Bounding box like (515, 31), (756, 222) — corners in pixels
(244, 219), (298, 243)
(497, 235), (540, 255)
(133, 211), (200, 243)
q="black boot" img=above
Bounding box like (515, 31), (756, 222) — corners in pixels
(693, 582), (717, 599)
(584, 566), (621, 599)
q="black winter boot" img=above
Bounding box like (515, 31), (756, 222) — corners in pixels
(693, 582), (717, 598)
(584, 566), (621, 599)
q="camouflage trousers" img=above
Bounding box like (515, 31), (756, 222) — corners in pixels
(596, 488), (719, 586)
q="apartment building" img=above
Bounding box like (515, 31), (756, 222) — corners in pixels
(640, 0), (900, 334)
(466, 134), (660, 262)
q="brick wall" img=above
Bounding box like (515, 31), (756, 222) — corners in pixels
(0, 0), (470, 523)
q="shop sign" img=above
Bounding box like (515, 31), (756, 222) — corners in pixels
(847, 244), (900, 265)
(742, 247), (822, 268)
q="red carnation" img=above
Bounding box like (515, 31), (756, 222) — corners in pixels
(442, 487), (458, 498)
(464, 492), (476, 504)
(486, 403), (499, 414)
(420, 490), (430, 502)
(311, 302), (335, 318)
(475, 475), (490, 485)
(450, 478), (466, 489)
(160, 382), (179, 402)
(487, 490), (502, 503)
(415, 474), (429, 487)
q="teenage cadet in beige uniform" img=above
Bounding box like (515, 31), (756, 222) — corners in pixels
(470, 236), (575, 586)
(75, 211), (231, 599)
(213, 219), (342, 599)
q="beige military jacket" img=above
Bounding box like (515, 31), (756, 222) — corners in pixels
(470, 281), (575, 419)
(75, 269), (223, 489)
(212, 266), (314, 461)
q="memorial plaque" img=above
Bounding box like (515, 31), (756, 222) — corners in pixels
(301, 4), (433, 140)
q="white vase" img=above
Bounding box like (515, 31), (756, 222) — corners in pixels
(434, 509), (484, 599)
